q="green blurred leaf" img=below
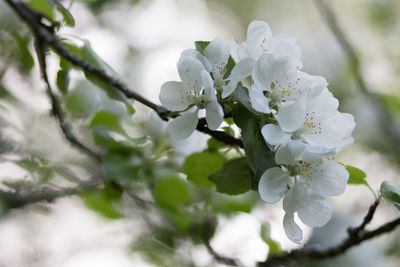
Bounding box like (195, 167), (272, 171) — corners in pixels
(260, 224), (282, 255)
(101, 152), (142, 180)
(232, 83), (259, 114)
(380, 181), (400, 211)
(223, 56), (236, 79)
(56, 67), (70, 94)
(194, 41), (210, 55)
(183, 151), (226, 187)
(209, 158), (252, 195)
(65, 85), (97, 118)
(82, 185), (123, 219)
(379, 93), (400, 114)
(90, 110), (124, 134)
(346, 165), (367, 185)
(155, 176), (190, 211)
(164, 209), (192, 230)
(210, 191), (258, 214)
(232, 103), (275, 189)
(56, 3), (75, 27)
(28, 0), (54, 20)
(207, 138), (226, 151)
(11, 32), (34, 74)
(80, 41), (135, 114)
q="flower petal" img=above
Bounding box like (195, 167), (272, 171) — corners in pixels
(178, 57), (206, 93)
(204, 37), (231, 80)
(205, 101), (224, 130)
(306, 160), (349, 196)
(301, 145), (337, 162)
(249, 86), (271, 114)
(181, 49), (211, 72)
(167, 111), (199, 140)
(230, 40), (248, 62)
(261, 124), (291, 146)
(201, 70), (216, 101)
(283, 213), (303, 244)
(276, 93), (308, 132)
(258, 167), (290, 203)
(246, 20), (273, 59)
(272, 34), (302, 65)
(222, 58), (255, 98)
(297, 192), (332, 228)
(283, 182), (300, 213)
(275, 140), (306, 165)
(159, 81), (191, 111)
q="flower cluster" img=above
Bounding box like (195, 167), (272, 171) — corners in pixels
(160, 20), (355, 243)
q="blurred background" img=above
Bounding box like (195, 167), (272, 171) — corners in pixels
(0, 0), (400, 266)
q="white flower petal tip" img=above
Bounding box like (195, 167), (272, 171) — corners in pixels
(159, 81), (190, 111)
(275, 141), (306, 165)
(258, 167), (290, 203)
(261, 124), (291, 146)
(306, 160), (349, 197)
(283, 213), (303, 244)
(167, 111), (198, 140)
(249, 86), (271, 114)
(205, 101), (224, 130)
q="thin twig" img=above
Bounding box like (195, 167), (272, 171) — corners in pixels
(33, 33), (101, 161)
(204, 240), (245, 267)
(4, 0), (242, 148)
(0, 181), (98, 209)
(201, 218), (245, 267)
(197, 118), (243, 148)
(258, 200), (399, 267)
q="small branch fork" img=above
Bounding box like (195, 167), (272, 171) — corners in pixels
(258, 200), (400, 267)
(4, 0), (242, 149)
(3, 0), (400, 266)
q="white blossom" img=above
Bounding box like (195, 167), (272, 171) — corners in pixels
(181, 38), (232, 89)
(222, 20), (302, 98)
(262, 89), (355, 159)
(249, 54), (326, 114)
(258, 156), (348, 243)
(159, 55), (223, 140)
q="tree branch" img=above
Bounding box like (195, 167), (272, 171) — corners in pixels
(34, 34), (102, 161)
(0, 181), (98, 210)
(258, 200), (400, 267)
(197, 118), (243, 148)
(4, 0), (243, 148)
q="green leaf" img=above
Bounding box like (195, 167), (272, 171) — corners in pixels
(210, 192), (258, 214)
(11, 32), (34, 74)
(346, 165), (367, 185)
(65, 85), (97, 118)
(101, 152), (142, 181)
(380, 181), (400, 211)
(56, 67), (70, 94)
(232, 103), (276, 189)
(155, 176), (190, 211)
(223, 56), (236, 79)
(209, 158), (252, 195)
(80, 41), (135, 114)
(81, 185), (123, 219)
(90, 110), (125, 134)
(183, 151), (226, 187)
(56, 3), (75, 27)
(260, 224), (282, 255)
(194, 41), (210, 55)
(207, 138), (226, 151)
(232, 83), (259, 114)
(28, 0), (54, 20)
